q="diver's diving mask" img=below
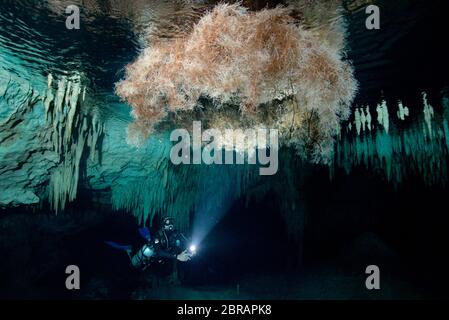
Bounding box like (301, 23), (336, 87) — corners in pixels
(163, 217), (174, 231)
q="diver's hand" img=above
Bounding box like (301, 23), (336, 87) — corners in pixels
(176, 250), (192, 262)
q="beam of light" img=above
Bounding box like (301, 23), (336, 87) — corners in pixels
(191, 178), (235, 247)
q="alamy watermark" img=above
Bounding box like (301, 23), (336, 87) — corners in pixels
(65, 264), (80, 290)
(170, 121), (279, 176)
(65, 5), (80, 30)
(365, 265), (380, 290)
(64, 4), (379, 32)
(366, 5), (380, 30)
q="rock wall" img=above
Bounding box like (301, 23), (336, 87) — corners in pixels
(0, 71), (267, 235)
(0, 72), (102, 210)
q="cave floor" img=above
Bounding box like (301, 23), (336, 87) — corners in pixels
(104, 266), (426, 300)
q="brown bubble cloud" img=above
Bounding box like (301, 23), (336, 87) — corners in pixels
(47, 0), (358, 161)
(115, 3), (357, 162)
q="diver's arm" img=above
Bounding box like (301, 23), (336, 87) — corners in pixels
(156, 248), (191, 261)
(152, 231), (191, 261)
(155, 248), (191, 261)
(179, 232), (189, 250)
(155, 248), (177, 260)
(176, 233), (192, 261)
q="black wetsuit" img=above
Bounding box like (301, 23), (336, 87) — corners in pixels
(152, 229), (188, 262)
(130, 228), (188, 270)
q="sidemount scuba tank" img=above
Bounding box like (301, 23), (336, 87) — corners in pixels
(130, 226), (155, 269)
(131, 243), (155, 269)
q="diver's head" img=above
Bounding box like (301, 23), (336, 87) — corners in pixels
(162, 217), (175, 232)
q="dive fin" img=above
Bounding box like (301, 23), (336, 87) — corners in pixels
(138, 227), (151, 241)
(105, 241), (131, 251)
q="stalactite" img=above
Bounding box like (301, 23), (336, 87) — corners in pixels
(365, 106), (372, 131)
(110, 137), (262, 231)
(397, 100), (409, 121)
(335, 92), (449, 186)
(354, 108), (361, 135)
(88, 115), (104, 162)
(64, 80), (81, 147)
(376, 100), (389, 134)
(43, 73), (103, 212)
(422, 92), (434, 138)
(43, 77), (55, 123)
(360, 108), (366, 133)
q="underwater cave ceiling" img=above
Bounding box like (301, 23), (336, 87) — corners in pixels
(1, 0), (449, 235)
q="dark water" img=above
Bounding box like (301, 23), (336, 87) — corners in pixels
(348, 0), (449, 107)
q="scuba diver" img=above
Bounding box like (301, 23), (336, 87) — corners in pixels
(106, 217), (193, 271)
(130, 217), (193, 270)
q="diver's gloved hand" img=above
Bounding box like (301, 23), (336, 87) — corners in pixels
(176, 250), (192, 262)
